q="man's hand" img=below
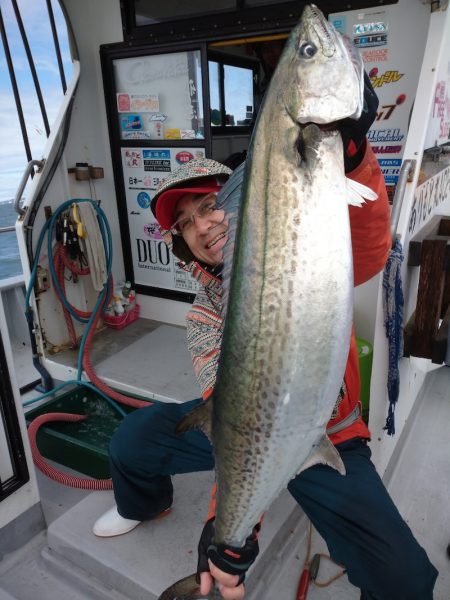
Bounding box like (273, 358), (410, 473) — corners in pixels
(197, 518), (260, 599)
(200, 561), (245, 600)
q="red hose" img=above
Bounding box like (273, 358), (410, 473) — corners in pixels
(53, 246), (78, 347)
(53, 243), (147, 408)
(82, 305), (149, 409)
(29, 241), (149, 489)
(28, 412), (113, 490)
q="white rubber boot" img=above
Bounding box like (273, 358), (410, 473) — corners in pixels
(93, 506), (141, 537)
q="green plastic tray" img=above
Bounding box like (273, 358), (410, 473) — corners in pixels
(26, 387), (136, 479)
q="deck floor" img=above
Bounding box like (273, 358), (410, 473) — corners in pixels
(2, 324), (450, 599)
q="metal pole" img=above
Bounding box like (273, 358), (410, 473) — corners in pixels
(45, 0), (67, 93)
(14, 160), (45, 216)
(10, 0), (51, 136)
(390, 159), (416, 246)
(0, 6), (32, 163)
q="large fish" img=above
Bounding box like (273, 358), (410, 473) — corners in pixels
(159, 4), (374, 598)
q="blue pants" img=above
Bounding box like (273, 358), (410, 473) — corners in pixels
(109, 399), (438, 599)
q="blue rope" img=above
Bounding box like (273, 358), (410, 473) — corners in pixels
(382, 238), (404, 436)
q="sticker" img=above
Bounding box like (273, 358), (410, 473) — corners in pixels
(164, 128), (182, 139)
(175, 151), (194, 164)
(117, 93), (160, 113)
(122, 131), (152, 140)
(378, 158), (402, 168)
(125, 150), (142, 168)
(137, 192), (151, 209)
(117, 93), (131, 112)
(143, 150), (170, 159)
(354, 33), (387, 48)
(143, 149), (171, 172)
(181, 129), (196, 139)
(378, 158), (402, 184)
(371, 145), (402, 154)
(369, 69), (404, 88)
(120, 115), (143, 131)
(144, 222), (163, 240)
(375, 95), (406, 121)
(368, 128), (404, 142)
(148, 113), (168, 122)
(151, 122), (164, 139)
(433, 81), (450, 141)
(362, 48), (388, 62)
(408, 165), (450, 235)
(353, 22), (388, 35)
(330, 15), (346, 33)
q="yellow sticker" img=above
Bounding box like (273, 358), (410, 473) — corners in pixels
(164, 128), (182, 139)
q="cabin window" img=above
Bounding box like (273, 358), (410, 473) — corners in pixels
(208, 54), (256, 132)
(113, 49), (205, 141)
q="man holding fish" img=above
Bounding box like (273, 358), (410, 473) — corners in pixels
(94, 5), (438, 599)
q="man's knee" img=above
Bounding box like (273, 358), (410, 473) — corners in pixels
(109, 402), (185, 470)
(364, 541), (438, 599)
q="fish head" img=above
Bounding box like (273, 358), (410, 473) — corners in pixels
(280, 4), (364, 125)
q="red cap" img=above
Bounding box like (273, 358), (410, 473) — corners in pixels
(155, 178), (222, 230)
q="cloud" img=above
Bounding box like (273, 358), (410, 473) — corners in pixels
(0, 0), (73, 201)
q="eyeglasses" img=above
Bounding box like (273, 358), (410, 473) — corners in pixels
(170, 193), (219, 236)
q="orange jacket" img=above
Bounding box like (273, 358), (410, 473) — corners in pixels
(327, 142), (391, 445)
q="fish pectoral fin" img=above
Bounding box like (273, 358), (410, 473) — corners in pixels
(175, 398), (213, 442)
(297, 435), (346, 476)
(345, 177), (378, 207)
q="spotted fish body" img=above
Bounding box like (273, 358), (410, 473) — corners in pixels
(158, 4), (365, 598)
(213, 4), (363, 547)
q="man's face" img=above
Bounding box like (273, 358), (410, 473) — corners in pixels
(174, 192), (228, 267)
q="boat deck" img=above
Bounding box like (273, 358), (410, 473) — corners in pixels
(1, 322), (450, 599)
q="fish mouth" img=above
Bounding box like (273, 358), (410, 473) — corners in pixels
(206, 231), (227, 249)
(299, 121), (339, 133)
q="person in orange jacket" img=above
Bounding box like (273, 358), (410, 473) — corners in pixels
(93, 76), (437, 599)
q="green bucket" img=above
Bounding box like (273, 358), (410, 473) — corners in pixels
(356, 337), (373, 424)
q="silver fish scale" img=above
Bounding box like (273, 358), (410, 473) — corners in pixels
(211, 5), (359, 548)
(157, 5), (365, 600)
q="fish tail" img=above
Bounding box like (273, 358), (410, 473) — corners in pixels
(158, 572), (218, 600)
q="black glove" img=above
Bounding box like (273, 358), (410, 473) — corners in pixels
(339, 71), (379, 173)
(197, 517), (260, 585)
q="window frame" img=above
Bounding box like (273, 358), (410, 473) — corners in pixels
(207, 50), (259, 136)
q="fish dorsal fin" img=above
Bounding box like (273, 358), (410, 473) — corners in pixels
(297, 434), (346, 476)
(175, 397), (213, 443)
(346, 177), (378, 207)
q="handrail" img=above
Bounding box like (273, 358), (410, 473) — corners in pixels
(390, 159), (416, 247)
(0, 226), (16, 234)
(14, 159), (45, 216)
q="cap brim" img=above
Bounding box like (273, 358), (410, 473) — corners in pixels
(155, 185), (221, 230)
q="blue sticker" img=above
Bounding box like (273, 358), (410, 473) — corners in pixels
(137, 191), (151, 209)
(143, 149), (170, 160)
(330, 15), (346, 33)
(354, 33), (387, 48)
(378, 158), (402, 185)
(368, 128), (404, 143)
(120, 115), (143, 131)
(378, 158), (402, 168)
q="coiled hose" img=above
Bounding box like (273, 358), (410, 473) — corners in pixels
(26, 199), (149, 490)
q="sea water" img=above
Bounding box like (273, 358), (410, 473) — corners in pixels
(0, 200), (23, 280)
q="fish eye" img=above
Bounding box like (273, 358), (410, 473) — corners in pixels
(299, 41), (317, 59)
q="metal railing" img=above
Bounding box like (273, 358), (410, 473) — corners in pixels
(390, 159), (416, 246)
